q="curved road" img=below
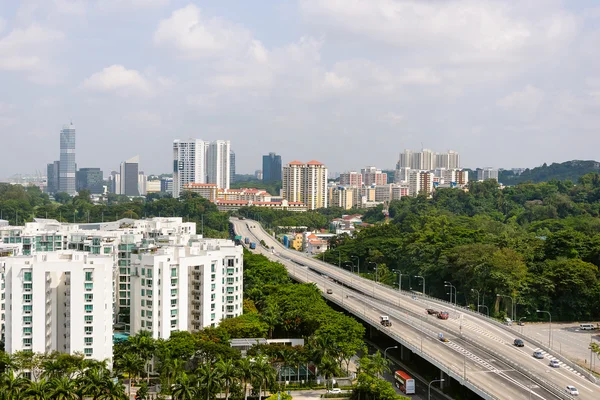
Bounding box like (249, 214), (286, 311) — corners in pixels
(233, 218), (600, 400)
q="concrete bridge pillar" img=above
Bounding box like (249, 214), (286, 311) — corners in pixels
(440, 371), (445, 389)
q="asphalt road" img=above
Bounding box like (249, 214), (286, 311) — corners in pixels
(233, 218), (600, 400)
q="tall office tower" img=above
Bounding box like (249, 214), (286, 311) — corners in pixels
(138, 172), (147, 196)
(109, 171), (121, 194)
(1, 252), (113, 363)
(282, 161), (328, 210)
(46, 161), (60, 194)
(207, 140), (231, 189)
(160, 178), (173, 194)
(120, 156), (140, 196)
(361, 166), (387, 186)
(59, 123), (76, 195)
(76, 168), (104, 194)
(230, 150), (236, 184)
(173, 139), (208, 198)
(339, 171), (362, 186)
(262, 152), (282, 182)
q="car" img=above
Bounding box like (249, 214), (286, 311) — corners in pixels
(327, 388), (342, 394)
(533, 351), (544, 359)
(326, 289), (333, 294)
(565, 385), (579, 396)
(513, 339), (524, 347)
(549, 359), (560, 368)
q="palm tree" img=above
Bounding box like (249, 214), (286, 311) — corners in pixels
(253, 356), (276, 399)
(97, 379), (128, 400)
(261, 304), (282, 339)
(236, 358), (254, 400)
(115, 353), (144, 397)
(158, 355), (185, 389)
(318, 356), (338, 390)
(79, 366), (111, 399)
(0, 369), (28, 399)
(196, 363), (224, 400)
(0, 352), (16, 374)
(40, 359), (65, 381)
(216, 358), (238, 400)
(129, 330), (156, 385)
(47, 377), (78, 400)
(22, 378), (50, 400)
(171, 373), (197, 400)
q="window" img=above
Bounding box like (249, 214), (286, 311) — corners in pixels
(141, 300), (145, 307)
(85, 294), (93, 302)
(23, 283), (32, 291)
(170, 289), (177, 297)
(23, 316), (32, 324)
(84, 305), (93, 313)
(84, 348), (93, 356)
(23, 327), (32, 335)
(147, 269), (152, 278)
(23, 294), (32, 303)
(147, 289), (152, 297)
(170, 299), (177, 307)
(210, 313), (215, 320)
(171, 268), (177, 277)
(85, 315), (93, 323)
(85, 326), (93, 334)
(171, 309), (177, 316)
(147, 311), (153, 318)
(85, 283), (93, 291)
(23, 271), (32, 282)
(141, 310), (145, 317)
(170, 319), (177, 327)
(23, 305), (32, 313)
(141, 289), (145, 296)
(141, 278), (145, 285)
(211, 264), (215, 273)
(23, 338), (32, 346)
(171, 279), (177, 286)
(85, 271), (93, 281)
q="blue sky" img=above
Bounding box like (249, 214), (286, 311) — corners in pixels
(1, 0), (600, 179)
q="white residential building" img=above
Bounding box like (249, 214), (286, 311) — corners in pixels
(408, 170), (434, 197)
(1, 252), (113, 363)
(130, 239), (243, 340)
(397, 149), (460, 171)
(477, 168), (499, 182)
(207, 140), (231, 190)
(173, 139), (209, 198)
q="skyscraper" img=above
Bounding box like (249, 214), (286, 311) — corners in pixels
(282, 160), (328, 210)
(172, 139), (208, 198)
(207, 140), (231, 190)
(263, 152), (282, 182)
(76, 168), (104, 194)
(59, 123), (76, 195)
(120, 156), (140, 196)
(230, 150), (236, 184)
(46, 161), (60, 194)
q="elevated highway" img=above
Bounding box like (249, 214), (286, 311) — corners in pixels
(232, 218), (600, 400)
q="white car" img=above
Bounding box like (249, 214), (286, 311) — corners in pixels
(327, 388), (342, 394)
(549, 359), (560, 368)
(565, 385), (579, 396)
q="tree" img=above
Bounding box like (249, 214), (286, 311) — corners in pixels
(0, 369), (28, 399)
(115, 353), (144, 396)
(236, 357), (254, 400)
(196, 363), (224, 400)
(129, 330), (156, 385)
(47, 376), (79, 400)
(216, 358), (238, 400)
(171, 374), (197, 400)
(22, 379), (50, 400)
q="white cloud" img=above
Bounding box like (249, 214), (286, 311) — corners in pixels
(53, 0), (86, 15)
(154, 4), (254, 57)
(397, 68), (441, 85)
(323, 72), (352, 90)
(98, 0), (170, 11)
(497, 85), (544, 112)
(82, 65), (153, 96)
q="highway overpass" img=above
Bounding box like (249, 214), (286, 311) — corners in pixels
(232, 218), (600, 400)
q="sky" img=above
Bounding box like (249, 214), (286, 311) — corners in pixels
(1, 0), (600, 179)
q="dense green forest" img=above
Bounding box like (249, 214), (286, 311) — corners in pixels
(321, 175), (600, 322)
(499, 160), (600, 185)
(0, 185), (230, 238)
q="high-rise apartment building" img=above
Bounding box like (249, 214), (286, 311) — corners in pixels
(408, 170), (434, 197)
(120, 156), (140, 196)
(282, 161), (328, 210)
(173, 139), (209, 198)
(230, 150), (236, 184)
(59, 123), (76, 195)
(47, 161), (60, 194)
(361, 167), (387, 186)
(1, 252), (113, 362)
(477, 168), (499, 182)
(397, 149), (460, 170)
(262, 153), (282, 182)
(76, 168), (104, 194)
(207, 140), (231, 190)
(339, 171), (362, 186)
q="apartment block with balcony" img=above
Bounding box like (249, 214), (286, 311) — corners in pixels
(130, 239), (243, 340)
(282, 160), (327, 210)
(0, 252), (113, 363)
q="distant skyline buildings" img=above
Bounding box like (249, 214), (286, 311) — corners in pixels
(58, 123), (76, 195)
(120, 156), (140, 197)
(397, 149), (460, 171)
(262, 152), (282, 182)
(282, 160), (328, 210)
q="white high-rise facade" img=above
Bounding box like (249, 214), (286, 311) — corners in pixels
(397, 149), (460, 170)
(130, 240), (243, 340)
(282, 161), (328, 210)
(207, 140), (231, 190)
(1, 252), (113, 363)
(173, 139), (209, 198)
(173, 139), (231, 197)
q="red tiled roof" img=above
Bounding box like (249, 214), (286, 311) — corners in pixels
(214, 200), (249, 204)
(185, 183), (217, 188)
(288, 161), (303, 165)
(306, 160), (324, 165)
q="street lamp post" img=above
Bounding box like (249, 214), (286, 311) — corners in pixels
(536, 309), (552, 348)
(471, 289), (480, 313)
(392, 270), (402, 291)
(444, 281), (456, 305)
(496, 294), (514, 321)
(384, 345), (398, 360)
(428, 378), (445, 400)
(351, 256), (360, 275)
(478, 305), (489, 316)
(415, 275), (425, 295)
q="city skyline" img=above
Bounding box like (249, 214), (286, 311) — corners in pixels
(2, 1), (600, 178)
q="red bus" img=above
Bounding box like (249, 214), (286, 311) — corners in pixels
(394, 370), (415, 395)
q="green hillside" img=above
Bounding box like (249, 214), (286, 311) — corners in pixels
(500, 160), (600, 185)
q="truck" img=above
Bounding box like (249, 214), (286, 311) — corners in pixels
(244, 237), (250, 245)
(437, 311), (449, 320)
(426, 308), (439, 316)
(380, 315), (392, 327)
(249, 242), (256, 250)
